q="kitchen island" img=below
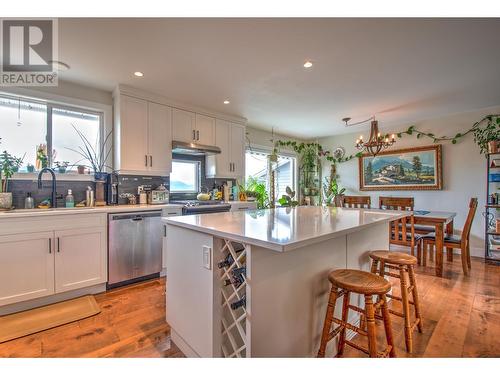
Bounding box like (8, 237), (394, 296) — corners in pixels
(163, 206), (410, 358)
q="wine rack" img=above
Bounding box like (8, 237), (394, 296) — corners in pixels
(218, 239), (249, 358)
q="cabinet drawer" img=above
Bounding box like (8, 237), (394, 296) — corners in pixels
(0, 213), (107, 236)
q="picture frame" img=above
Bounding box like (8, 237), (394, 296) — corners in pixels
(359, 144), (442, 191)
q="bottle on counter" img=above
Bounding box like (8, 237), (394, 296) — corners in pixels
(65, 189), (75, 208)
(24, 192), (35, 209)
(86, 186), (95, 207)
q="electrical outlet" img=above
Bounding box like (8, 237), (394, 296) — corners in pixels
(202, 246), (211, 270)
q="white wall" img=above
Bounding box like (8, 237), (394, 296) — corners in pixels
(318, 105), (500, 256)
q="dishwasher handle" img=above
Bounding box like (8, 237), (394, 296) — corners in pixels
(110, 211), (162, 221)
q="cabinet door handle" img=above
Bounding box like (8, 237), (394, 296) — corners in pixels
(57, 237), (60, 253)
(48, 238), (52, 254)
(149, 155), (153, 167)
(192, 130), (196, 141)
(197, 130), (200, 141)
(145, 155), (148, 167)
(164, 225), (167, 237)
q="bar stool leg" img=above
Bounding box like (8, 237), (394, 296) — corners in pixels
(466, 240), (472, 269)
(317, 287), (339, 357)
(399, 265), (413, 353)
(408, 265), (423, 333)
(364, 294), (378, 358)
(337, 292), (350, 357)
(380, 294), (396, 357)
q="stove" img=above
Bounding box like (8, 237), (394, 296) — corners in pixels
(170, 200), (232, 215)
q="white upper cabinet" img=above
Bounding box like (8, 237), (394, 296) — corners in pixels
(172, 108), (196, 143)
(195, 114), (216, 145)
(172, 110), (215, 146)
(148, 102), (173, 175)
(230, 123), (246, 177)
(206, 120), (245, 178)
(114, 94), (173, 176)
(116, 95), (149, 172)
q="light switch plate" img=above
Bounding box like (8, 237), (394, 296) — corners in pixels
(202, 246), (212, 269)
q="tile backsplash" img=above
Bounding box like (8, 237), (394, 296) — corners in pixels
(7, 154), (237, 208)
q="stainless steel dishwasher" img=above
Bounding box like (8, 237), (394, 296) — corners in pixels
(108, 211), (162, 288)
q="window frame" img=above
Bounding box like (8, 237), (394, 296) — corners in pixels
(0, 93), (105, 174)
(170, 159), (201, 194)
(245, 146), (298, 197)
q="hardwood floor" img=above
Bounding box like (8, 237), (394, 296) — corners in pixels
(0, 254), (498, 358)
(344, 254), (500, 358)
(0, 278), (183, 358)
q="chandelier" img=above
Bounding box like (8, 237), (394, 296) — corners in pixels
(354, 119), (396, 157)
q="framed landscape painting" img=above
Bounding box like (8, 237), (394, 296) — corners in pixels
(359, 144), (442, 190)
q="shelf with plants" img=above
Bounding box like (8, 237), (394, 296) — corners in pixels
(485, 148), (500, 262)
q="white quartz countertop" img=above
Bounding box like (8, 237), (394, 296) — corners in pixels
(163, 206), (411, 252)
(0, 203), (184, 219)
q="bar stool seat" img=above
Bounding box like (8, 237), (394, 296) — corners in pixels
(318, 269), (396, 358)
(369, 250), (417, 265)
(328, 269), (391, 294)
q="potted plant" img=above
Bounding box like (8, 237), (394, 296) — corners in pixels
(323, 176), (345, 207)
(66, 124), (113, 180)
(0, 151), (24, 209)
(245, 176), (269, 209)
(54, 161), (69, 174)
(27, 163), (35, 173)
(278, 186), (299, 207)
(473, 117), (500, 155)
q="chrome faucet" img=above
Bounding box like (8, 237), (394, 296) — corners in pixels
(37, 168), (58, 208)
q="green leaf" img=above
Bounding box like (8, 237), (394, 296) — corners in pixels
(397, 133), (402, 138)
(452, 139), (457, 144)
(416, 133), (421, 139)
(455, 133), (462, 138)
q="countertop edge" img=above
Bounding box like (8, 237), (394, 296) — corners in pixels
(0, 204), (184, 219)
(163, 210), (412, 252)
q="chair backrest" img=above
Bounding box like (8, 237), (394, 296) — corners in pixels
(379, 196), (414, 211)
(461, 198), (478, 244)
(342, 195), (371, 209)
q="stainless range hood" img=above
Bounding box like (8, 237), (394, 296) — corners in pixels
(172, 141), (221, 156)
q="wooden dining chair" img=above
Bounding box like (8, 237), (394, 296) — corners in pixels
(420, 198), (478, 276)
(341, 195), (371, 208)
(379, 197), (419, 256)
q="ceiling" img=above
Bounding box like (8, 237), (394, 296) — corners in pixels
(58, 18), (500, 139)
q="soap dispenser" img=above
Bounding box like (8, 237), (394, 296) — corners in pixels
(24, 192), (35, 209)
(65, 189), (75, 208)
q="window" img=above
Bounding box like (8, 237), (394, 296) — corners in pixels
(0, 94), (103, 174)
(0, 97), (47, 172)
(245, 149), (297, 200)
(170, 160), (200, 193)
(52, 107), (101, 170)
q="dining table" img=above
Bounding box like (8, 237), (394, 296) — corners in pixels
(413, 210), (457, 277)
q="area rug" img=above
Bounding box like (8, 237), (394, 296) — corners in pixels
(0, 295), (101, 343)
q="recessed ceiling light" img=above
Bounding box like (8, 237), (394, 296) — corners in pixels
(303, 61), (313, 68)
(223, 100), (230, 104)
(134, 71), (144, 77)
(48, 60), (70, 71)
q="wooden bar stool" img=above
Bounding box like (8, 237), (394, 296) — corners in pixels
(317, 269), (396, 358)
(369, 251), (423, 353)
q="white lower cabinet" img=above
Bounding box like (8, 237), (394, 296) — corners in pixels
(0, 215), (108, 307)
(0, 232), (55, 306)
(54, 227), (107, 293)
